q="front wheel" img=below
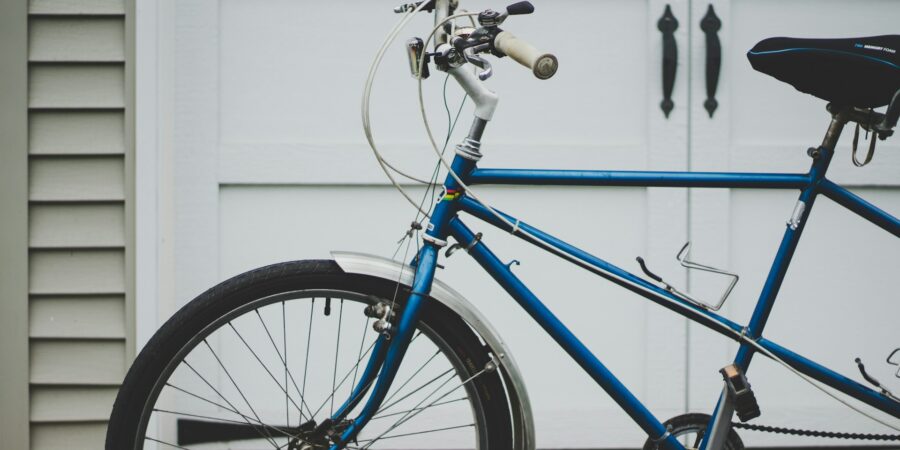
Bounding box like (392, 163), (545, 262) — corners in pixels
(107, 260), (513, 449)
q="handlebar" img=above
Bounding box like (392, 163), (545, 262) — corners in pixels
(401, 1), (558, 80)
(493, 30), (558, 79)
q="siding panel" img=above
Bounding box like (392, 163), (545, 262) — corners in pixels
(30, 386), (117, 422)
(29, 249), (125, 295)
(29, 17), (124, 61)
(30, 340), (125, 385)
(30, 203), (125, 247)
(30, 296), (125, 339)
(29, 64), (124, 108)
(29, 110), (124, 155)
(29, 0), (124, 15)
(30, 422), (107, 450)
(29, 156), (124, 201)
(26, 0), (133, 444)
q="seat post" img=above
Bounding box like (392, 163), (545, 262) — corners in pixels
(821, 106), (851, 151)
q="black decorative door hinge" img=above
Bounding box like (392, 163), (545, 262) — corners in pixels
(657, 4), (679, 118)
(701, 4), (722, 118)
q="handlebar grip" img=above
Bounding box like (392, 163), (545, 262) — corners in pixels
(493, 31), (558, 80)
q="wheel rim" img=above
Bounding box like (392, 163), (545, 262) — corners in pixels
(134, 289), (490, 449)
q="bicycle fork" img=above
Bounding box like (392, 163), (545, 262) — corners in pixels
(328, 243), (442, 449)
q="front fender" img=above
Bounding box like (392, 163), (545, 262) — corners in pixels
(332, 251), (535, 450)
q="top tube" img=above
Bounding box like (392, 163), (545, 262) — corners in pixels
(467, 168), (811, 189)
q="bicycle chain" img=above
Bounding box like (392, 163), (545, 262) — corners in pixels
(732, 421), (900, 441)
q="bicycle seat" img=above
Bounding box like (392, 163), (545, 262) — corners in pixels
(747, 35), (900, 108)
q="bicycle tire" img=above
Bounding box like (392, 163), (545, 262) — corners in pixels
(107, 259), (513, 449)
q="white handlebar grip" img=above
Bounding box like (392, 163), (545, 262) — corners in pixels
(494, 31), (558, 80)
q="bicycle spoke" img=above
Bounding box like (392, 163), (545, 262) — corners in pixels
(154, 408), (260, 428)
(165, 382), (261, 426)
(282, 301), (289, 428)
(154, 408), (300, 444)
(380, 343), (439, 408)
(301, 299), (315, 420)
(201, 340), (278, 447)
(370, 397), (467, 421)
(164, 383), (305, 445)
(377, 366), (454, 414)
(364, 364), (489, 448)
(182, 361), (279, 447)
(254, 308), (314, 420)
(145, 436), (191, 449)
(228, 322), (306, 418)
(358, 423), (475, 443)
(166, 383), (298, 440)
(351, 315), (371, 391)
(372, 370), (457, 433)
(310, 332), (424, 421)
(331, 298), (344, 416)
(310, 338), (378, 420)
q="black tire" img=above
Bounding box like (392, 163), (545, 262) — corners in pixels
(107, 260), (513, 449)
(643, 413), (744, 450)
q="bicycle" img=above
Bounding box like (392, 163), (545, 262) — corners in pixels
(107, 1), (900, 449)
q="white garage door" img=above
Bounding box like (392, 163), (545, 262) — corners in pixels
(152, 0), (898, 447)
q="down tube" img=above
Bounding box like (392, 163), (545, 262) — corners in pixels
(448, 218), (685, 450)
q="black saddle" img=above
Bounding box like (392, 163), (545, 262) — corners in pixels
(748, 35), (900, 108)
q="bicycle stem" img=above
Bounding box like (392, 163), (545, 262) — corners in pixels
(447, 63), (500, 121)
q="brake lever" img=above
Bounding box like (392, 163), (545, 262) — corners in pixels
(464, 47), (493, 80)
(451, 35), (493, 80)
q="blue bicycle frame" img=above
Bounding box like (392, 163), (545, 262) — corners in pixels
(330, 112), (900, 450)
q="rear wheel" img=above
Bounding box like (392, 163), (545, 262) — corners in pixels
(107, 260), (513, 449)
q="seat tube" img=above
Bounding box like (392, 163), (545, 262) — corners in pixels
(701, 115), (845, 450)
(734, 115), (842, 369)
(733, 149), (832, 369)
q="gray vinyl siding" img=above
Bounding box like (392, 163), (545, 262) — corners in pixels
(27, 0), (133, 447)
(0, 0), (31, 447)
